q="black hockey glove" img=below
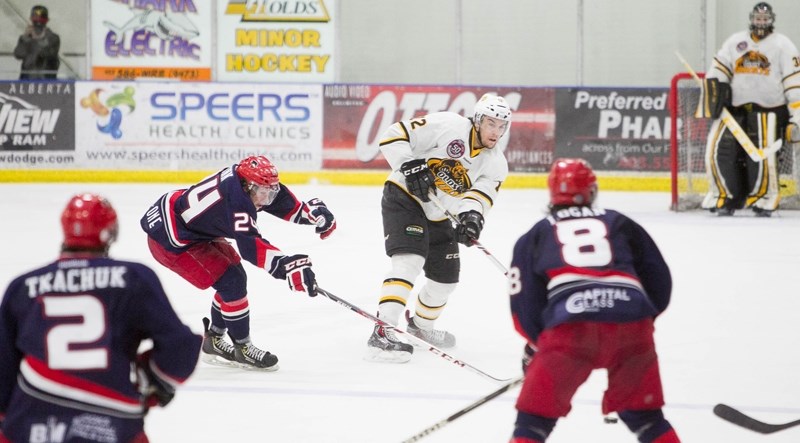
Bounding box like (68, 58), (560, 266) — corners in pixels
(698, 78), (731, 119)
(136, 351), (176, 409)
(271, 254), (317, 297)
(455, 210), (484, 246)
(521, 342), (536, 374)
(400, 159), (436, 202)
(304, 198), (337, 240)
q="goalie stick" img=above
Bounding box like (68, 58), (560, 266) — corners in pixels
(713, 403), (800, 434)
(315, 286), (512, 383)
(674, 51), (783, 162)
(400, 375), (524, 443)
(427, 192), (509, 276)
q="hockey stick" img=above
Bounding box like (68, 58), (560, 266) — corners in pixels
(427, 192), (509, 276)
(713, 403), (800, 434)
(400, 375), (524, 442)
(674, 51), (783, 162)
(315, 286), (512, 383)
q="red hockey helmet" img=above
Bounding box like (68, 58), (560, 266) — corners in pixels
(61, 193), (118, 250)
(237, 155), (279, 187)
(548, 158), (597, 206)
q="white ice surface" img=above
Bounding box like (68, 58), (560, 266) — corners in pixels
(1, 182), (799, 443)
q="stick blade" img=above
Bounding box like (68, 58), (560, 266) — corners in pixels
(713, 403), (800, 434)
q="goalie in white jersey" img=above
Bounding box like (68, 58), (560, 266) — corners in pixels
(698, 2), (800, 216)
(365, 93), (511, 362)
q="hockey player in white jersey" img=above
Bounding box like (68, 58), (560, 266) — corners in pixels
(365, 93), (511, 362)
(699, 2), (800, 217)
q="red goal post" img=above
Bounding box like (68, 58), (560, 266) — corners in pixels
(669, 72), (800, 211)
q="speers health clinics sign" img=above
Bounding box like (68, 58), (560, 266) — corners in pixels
(74, 81), (322, 171)
(217, 0), (336, 83)
(90, 0), (213, 81)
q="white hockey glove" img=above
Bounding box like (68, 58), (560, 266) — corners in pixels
(301, 198), (337, 240)
(270, 254), (317, 297)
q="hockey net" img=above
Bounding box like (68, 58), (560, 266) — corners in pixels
(669, 72), (800, 211)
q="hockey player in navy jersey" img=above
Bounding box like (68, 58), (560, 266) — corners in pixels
(141, 155), (336, 371)
(0, 194), (200, 443)
(508, 159), (680, 443)
(366, 93), (511, 362)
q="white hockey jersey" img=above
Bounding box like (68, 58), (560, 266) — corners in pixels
(708, 30), (800, 110)
(379, 112), (509, 222)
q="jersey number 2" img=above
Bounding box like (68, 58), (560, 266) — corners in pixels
(43, 295), (108, 370)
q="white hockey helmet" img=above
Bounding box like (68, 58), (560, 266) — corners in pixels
(473, 93), (512, 124)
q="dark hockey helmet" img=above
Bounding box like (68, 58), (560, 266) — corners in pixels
(548, 158), (597, 206)
(237, 155), (279, 187)
(30, 5), (49, 24)
(61, 193), (118, 251)
(749, 2), (774, 38)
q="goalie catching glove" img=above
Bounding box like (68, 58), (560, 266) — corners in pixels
(401, 159), (436, 202)
(455, 210), (484, 246)
(136, 350), (176, 409)
(270, 254), (317, 297)
(299, 198), (337, 239)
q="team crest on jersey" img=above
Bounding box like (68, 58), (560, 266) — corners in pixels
(736, 41), (748, 52)
(428, 158), (472, 196)
(446, 139), (466, 158)
(735, 51), (770, 75)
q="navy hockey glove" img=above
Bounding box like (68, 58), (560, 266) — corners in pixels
(271, 254), (317, 297)
(521, 342), (536, 374)
(401, 159), (436, 202)
(304, 198), (337, 240)
(136, 351), (176, 408)
(455, 210), (484, 246)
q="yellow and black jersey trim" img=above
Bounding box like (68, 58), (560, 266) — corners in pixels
(462, 188), (494, 209)
(468, 126), (483, 158)
(379, 122), (410, 146)
(712, 58), (733, 81)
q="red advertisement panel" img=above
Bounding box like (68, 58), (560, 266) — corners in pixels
(323, 85), (555, 172)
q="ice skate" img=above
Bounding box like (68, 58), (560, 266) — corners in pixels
(365, 324), (413, 363)
(234, 341), (279, 371)
(201, 317), (236, 367)
(406, 312), (456, 348)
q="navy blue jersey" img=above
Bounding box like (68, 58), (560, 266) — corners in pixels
(141, 164), (315, 270)
(509, 206), (672, 343)
(0, 256), (201, 420)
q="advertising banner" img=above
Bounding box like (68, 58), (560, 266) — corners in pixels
(217, 0), (336, 83)
(0, 81), (75, 169)
(90, 0), (213, 81)
(74, 81), (322, 171)
(322, 85), (556, 172)
(554, 87), (672, 172)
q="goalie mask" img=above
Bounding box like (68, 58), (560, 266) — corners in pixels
(61, 193), (119, 251)
(749, 2), (774, 38)
(237, 155), (280, 206)
(548, 158), (597, 207)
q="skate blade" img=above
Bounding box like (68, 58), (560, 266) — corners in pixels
(201, 353), (236, 367)
(363, 347), (412, 364)
(233, 361), (280, 372)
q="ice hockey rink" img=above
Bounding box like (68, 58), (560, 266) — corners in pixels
(2, 181), (799, 443)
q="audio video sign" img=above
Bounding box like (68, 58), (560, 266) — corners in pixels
(0, 82), (74, 152)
